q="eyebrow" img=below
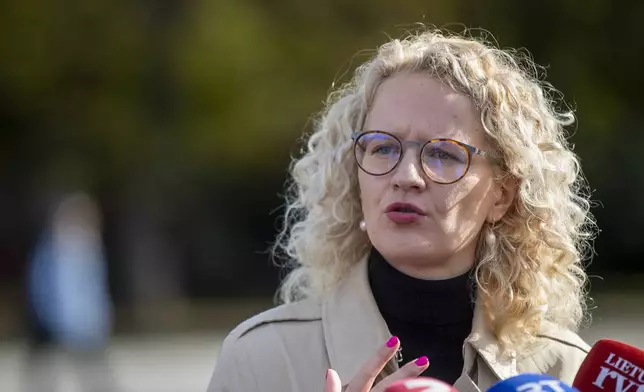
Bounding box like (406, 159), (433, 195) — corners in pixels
(362, 128), (462, 142)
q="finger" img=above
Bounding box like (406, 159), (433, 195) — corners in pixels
(372, 356), (430, 392)
(324, 369), (342, 392)
(345, 336), (400, 392)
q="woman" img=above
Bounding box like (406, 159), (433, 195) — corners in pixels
(208, 28), (597, 392)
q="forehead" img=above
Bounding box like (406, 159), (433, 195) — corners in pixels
(364, 72), (482, 142)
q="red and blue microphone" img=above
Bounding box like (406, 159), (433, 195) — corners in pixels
(573, 339), (644, 392)
(384, 339), (644, 392)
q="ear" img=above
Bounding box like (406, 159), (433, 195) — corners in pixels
(486, 175), (517, 224)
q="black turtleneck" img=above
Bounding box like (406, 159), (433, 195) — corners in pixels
(368, 250), (476, 384)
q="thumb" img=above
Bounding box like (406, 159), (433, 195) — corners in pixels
(324, 369), (342, 392)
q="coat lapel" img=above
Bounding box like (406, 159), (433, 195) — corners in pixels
(453, 373), (482, 392)
(322, 256), (393, 385)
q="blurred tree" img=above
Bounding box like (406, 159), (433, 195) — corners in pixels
(0, 0), (643, 307)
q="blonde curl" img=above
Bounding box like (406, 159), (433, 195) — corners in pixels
(272, 27), (597, 353)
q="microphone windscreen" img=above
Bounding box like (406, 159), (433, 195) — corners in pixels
(488, 373), (578, 392)
(385, 377), (459, 392)
(573, 339), (644, 392)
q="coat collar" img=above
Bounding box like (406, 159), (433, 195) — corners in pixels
(465, 300), (518, 380)
(321, 256), (518, 388)
(321, 255), (392, 384)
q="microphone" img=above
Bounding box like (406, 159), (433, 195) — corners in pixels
(573, 339), (644, 392)
(386, 377), (459, 392)
(488, 373), (578, 392)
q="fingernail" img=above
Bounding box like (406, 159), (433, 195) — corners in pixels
(386, 336), (399, 348)
(415, 356), (429, 366)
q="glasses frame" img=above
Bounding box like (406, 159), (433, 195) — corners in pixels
(351, 130), (497, 185)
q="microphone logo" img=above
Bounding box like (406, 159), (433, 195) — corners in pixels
(516, 380), (573, 392)
(591, 352), (644, 392)
(488, 374), (578, 392)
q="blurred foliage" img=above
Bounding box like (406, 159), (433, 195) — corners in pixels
(3, 0), (642, 175)
(0, 0), (643, 281)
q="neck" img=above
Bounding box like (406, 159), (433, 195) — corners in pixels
(378, 249), (476, 280)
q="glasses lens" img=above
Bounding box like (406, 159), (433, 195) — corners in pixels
(354, 132), (401, 175)
(422, 140), (469, 183)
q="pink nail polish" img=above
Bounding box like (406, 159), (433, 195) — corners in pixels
(386, 336), (399, 348)
(415, 356), (429, 366)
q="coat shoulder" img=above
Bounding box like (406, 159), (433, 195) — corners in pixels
(207, 299), (324, 392)
(226, 298), (323, 341)
(519, 326), (590, 384)
(537, 327), (591, 355)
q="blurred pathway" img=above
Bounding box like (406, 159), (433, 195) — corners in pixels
(0, 290), (641, 392)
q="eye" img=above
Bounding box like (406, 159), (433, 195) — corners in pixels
(423, 141), (468, 164)
(427, 148), (458, 161)
(370, 143), (400, 155)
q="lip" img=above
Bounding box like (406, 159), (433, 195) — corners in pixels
(385, 202), (426, 224)
(385, 202), (426, 215)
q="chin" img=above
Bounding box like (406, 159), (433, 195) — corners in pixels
(378, 241), (448, 263)
(373, 224), (452, 253)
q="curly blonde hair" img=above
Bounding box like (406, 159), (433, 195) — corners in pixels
(273, 28), (597, 352)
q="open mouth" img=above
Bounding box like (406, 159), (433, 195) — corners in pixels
(392, 206), (420, 213)
(386, 202), (425, 215)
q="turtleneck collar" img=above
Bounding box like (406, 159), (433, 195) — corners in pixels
(368, 249), (477, 325)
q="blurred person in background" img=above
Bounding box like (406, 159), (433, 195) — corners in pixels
(208, 28), (597, 392)
(25, 191), (117, 392)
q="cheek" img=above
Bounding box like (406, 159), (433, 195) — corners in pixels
(358, 173), (384, 217)
(431, 181), (472, 214)
(438, 175), (496, 219)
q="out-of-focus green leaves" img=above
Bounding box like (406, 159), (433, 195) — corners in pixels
(0, 0), (148, 178)
(0, 0), (642, 181)
(1, 0), (644, 276)
(176, 0), (290, 172)
(172, 0), (462, 173)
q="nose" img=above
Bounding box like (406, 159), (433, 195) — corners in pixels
(391, 149), (427, 191)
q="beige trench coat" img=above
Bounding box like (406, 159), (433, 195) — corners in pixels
(208, 257), (590, 392)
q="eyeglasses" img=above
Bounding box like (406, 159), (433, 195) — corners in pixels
(351, 130), (497, 184)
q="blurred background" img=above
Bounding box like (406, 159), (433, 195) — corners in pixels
(1, 0), (643, 391)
